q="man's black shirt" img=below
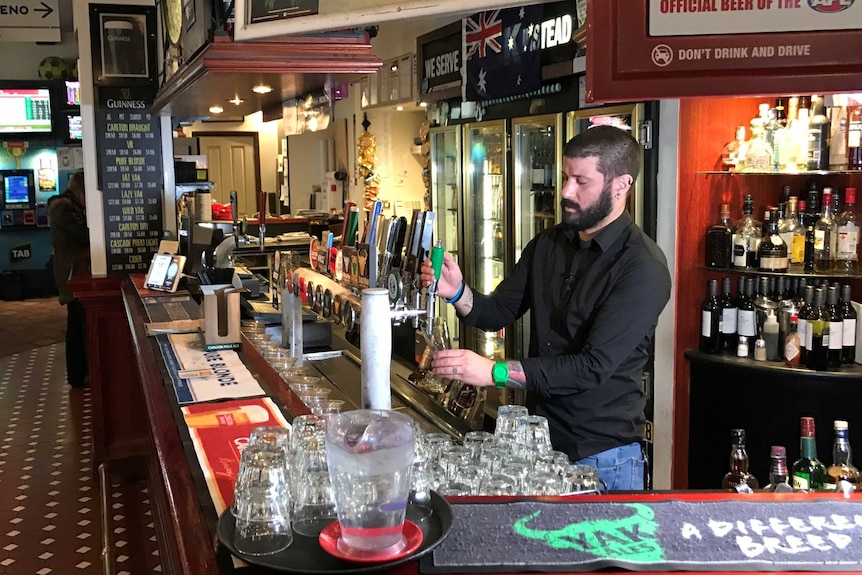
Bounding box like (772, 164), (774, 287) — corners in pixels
(462, 211), (671, 460)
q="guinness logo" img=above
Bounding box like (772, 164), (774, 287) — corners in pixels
(121, 88), (131, 99)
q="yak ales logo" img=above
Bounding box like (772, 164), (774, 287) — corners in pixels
(808, 0), (854, 13)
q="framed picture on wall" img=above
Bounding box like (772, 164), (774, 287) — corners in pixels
(89, 4), (157, 86)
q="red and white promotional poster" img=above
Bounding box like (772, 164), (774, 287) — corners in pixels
(182, 397), (290, 514)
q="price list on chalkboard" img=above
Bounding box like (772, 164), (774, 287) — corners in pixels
(95, 86), (163, 274)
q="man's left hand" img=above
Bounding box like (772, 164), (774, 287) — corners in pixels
(430, 349), (495, 387)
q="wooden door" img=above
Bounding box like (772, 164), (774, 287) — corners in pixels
(196, 133), (261, 218)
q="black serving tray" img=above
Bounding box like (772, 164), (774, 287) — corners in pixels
(217, 492), (453, 574)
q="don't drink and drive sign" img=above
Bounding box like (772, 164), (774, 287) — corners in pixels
(650, 0), (862, 36)
(0, 0), (59, 42)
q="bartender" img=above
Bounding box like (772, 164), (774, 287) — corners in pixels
(420, 126), (671, 491)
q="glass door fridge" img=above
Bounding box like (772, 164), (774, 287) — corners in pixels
(462, 120), (507, 360)
(429, 125), (463, 348)
(511, 113), (563, 360)
(567, 104), (645, 228)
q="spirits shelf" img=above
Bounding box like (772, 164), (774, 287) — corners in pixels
(697, 266), (862, 280)
(684, 349), (862, 381)
(696, 170), (862, 176)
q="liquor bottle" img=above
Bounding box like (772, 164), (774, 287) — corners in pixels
(721, 126), (747, 171)
(806, 287), (829, 370)
(841, 284), (857, 365)
(705, 204), (733, 268)
(737, 278), (757, 355)
(836, 187), (859, 274)
(764, 446), (793, 491)
(827, 285), (844, 369)
(720, 277), (738, 352)
(700, 280), (721, 354)
(814, 188), (838, 274)
(803, 181), (821, 229)
(763, 309), (780, 361)
(732, 195), (761, 269)
(829, 101), (849, 171)
(787, 96), (799, 124)
(774, 98), (788, 126)
(794, 107), (811, 169)
(741, 116), (773, 173)
(761, 105), (783, 171)
(849, 105), (862, 170)
(804, 226), (816, 273)
(779, 197), (806, 272)
(721, 429), (759, 491)
(824, 420), (859, 491)
(798, 284), (815, 365)
(807, 95), (830, 171)
(792, 416), (826, 491)
(758, 209), (788, 272)
(784, 315), (801, 367)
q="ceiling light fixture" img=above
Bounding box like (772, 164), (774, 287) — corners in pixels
(209, 105), (224, 114)
(228, 96), (244, 105)
(252, 84), (273, 94)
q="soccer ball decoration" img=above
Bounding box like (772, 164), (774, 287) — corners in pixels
(37, 57), (74, 81)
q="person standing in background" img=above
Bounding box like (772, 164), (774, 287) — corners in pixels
(421, 126), (671, 491)
(48, 171), (90, 388)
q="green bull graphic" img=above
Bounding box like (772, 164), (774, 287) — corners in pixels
(512, 503), (665, 563)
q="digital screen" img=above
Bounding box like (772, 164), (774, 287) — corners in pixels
(67, 114), (82, 140)
(65, 81), (80, 106)
(145, 254), (185, 292)
(4, 175), (30, 205)
(0, 88), (53, 134)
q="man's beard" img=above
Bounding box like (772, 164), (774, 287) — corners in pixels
(560, 181), (614, 232)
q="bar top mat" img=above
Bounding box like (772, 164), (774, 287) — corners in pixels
(421, 498), (862, 573)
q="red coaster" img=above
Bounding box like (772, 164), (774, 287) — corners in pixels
(318, 520), (423, 564)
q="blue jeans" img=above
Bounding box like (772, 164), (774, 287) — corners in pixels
(576, 442), (644, 492)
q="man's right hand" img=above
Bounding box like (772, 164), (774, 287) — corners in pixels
(420, 252), (463, 300)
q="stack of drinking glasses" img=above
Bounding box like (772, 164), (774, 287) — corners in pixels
(285, 375), (345, 416)
(232, 425), (293, 555)
(409, 405), (605, 496)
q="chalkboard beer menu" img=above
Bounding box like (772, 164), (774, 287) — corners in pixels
(95, 85), (163, 274)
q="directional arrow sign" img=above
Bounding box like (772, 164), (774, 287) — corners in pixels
(0, 0), (60, 42)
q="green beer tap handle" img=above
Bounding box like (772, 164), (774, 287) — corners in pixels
(431, 240), (444, 282)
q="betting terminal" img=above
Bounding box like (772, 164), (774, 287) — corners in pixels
(0, 169), (40, 228)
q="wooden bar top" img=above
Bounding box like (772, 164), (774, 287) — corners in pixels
(120, 277), (862, 575)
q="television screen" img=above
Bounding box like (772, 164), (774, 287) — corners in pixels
(0, 170), (34, 208)
(65, 81), (80, 106)
(0, 88), (53, 134)
(67, 114), (82, 141)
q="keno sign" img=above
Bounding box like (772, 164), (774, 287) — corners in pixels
(649, 0), (862, 36)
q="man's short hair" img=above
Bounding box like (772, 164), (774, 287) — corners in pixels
(563, 125), (641, 182)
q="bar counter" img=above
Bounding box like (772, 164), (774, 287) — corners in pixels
(118, 275), (862, 575)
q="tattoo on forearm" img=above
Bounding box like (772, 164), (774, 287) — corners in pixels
(505, 360), (527, 390)
(453, 285), (474, 315)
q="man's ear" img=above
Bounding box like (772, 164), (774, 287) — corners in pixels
(615, 174), (633, 197)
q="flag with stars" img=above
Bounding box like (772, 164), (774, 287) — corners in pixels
(463, 4), (543, 101)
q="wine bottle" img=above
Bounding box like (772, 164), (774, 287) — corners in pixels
(791, 416), (826, 491)
(827, 285), (844, 370)
(814, 188), (837, 274)
(824, 420), (860, 491)
(705, 204), (733, 268)
(720, 277), (738, 353)
(798, 285), (815, 366)
(737, 278), (757, 356)
(700, 279), (721, 353)
(836, 187), (859, 274)
(807, 95), (830, 171)
(848, 105), (862, 170)
(807, 287), (829, 371)
(721, 428), (759, 492)
(841, 284), (857, 365)
(758, 209), (788, 272)
(784, 315), (801, 367)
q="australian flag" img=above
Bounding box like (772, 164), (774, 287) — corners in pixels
(464, 4), (543, 102)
